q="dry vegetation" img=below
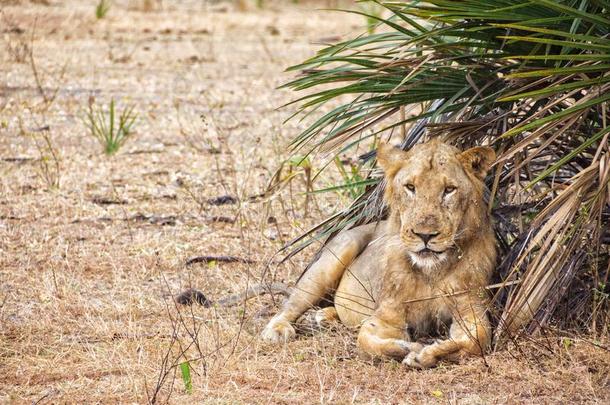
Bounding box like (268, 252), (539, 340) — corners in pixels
(0, 0), (609, 403)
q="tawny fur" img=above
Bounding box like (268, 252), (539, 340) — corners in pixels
(262, 140), (497, 368)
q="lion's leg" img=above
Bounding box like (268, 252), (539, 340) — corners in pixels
(403, 305), (490, 368)
(357, 307), (422, 360)
(261, 224), (377, 343)
(358, 299), (421, 360)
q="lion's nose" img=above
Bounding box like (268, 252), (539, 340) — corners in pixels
(413, 231), (440, 244)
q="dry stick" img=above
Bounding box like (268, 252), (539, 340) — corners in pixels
(165, 274), (207, 372)
(234, 142), (260, 241)
(303, 166), (311, 217)
(489, 143), (505, 214)
(586, 154), (605, 334)
(401, 280), (522, 305)
(0, 157), (35, 163)
(149, 267), (181, 403)
(174, 304), (253, 362)
(159, 256), (266, 400)
(109, 37), (144, 63)
(400, 105), (406, 141)
(111, 184), (134, 243)
(28, 18), (47, 103)
(179, 179), (206, 212)
(221, 238), (258, 367)
(152, 274), (209, 403)
(36, 127), (61, 188)
(17, 117), (61, 189)
(210, 120), (232, 196)
(0, 294), (7, 311)
(259, 35), (276, 63)
(149, 301), (178, 403)
(27, 18), (67, 110)
(212, 118), (247, 242)
(570, 335), (610, 352)
(32, 390), (58, 405)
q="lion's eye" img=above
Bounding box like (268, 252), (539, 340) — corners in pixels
(405, 183), (415, 192)
(444, 186), (456, 195)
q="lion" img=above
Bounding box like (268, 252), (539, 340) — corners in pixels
(261, 139), (497, 368)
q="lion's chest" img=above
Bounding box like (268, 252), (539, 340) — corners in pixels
(394, 272), (457, 336)
(403, 294), (453, 336)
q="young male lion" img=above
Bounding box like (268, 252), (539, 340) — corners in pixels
(262, 139), (497, 368)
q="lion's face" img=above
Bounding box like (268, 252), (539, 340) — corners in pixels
(378, 140), (495, 270)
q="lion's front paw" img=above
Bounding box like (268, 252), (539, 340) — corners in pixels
(261, 316), (296, 344)
(314, 307), (339, 328)
(402, 346), (437, 369)
(396, 340), (424, 354)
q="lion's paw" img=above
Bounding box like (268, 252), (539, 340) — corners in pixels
(261, 316), (296, 344)
(314, 307), (339, 328)
(396, 340), (424, 353)
(402, 347), (437, 369)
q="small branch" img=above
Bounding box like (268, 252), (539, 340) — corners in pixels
(91, 196), (129, 205)
(207, 195), (237, 206)
(402, 279), (522, 305)
(0, 157), (35, 163)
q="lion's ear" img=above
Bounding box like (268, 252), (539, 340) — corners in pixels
(458, 146), (496, 180)
(377, 143), (408, 176)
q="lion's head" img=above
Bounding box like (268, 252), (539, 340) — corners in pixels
(377, 139), (495, 270)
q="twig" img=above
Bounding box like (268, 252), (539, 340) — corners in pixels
(0, 157), (35, 163)
(91, 196), (128, 205)
(207, 195), (237, 206)
(29, 18), (47, 103)
(402, 280), (522, 305)
(32, 389), (58, 405)
(28, 18), (67, 109)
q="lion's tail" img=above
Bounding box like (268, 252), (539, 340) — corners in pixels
(175, 282), (292, 308)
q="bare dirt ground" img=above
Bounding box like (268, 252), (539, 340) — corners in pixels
(1, 1), (609, 403)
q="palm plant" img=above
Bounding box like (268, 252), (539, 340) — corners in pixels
(280, 0), (609, 341)
(84, 98), (138, 155)
(95, 0), (111, 19)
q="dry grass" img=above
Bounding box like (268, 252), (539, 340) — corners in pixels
(0, 1), (609, 403)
